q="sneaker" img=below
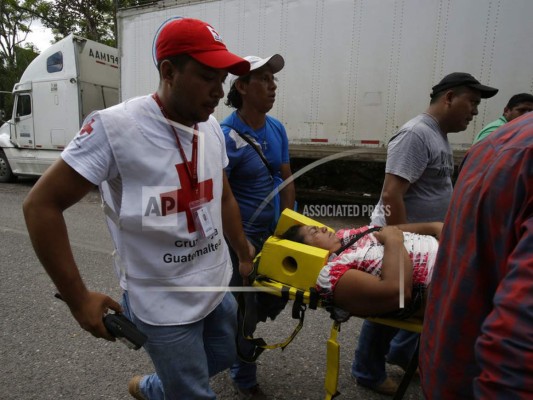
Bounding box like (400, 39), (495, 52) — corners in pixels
(233, 382), (268, 400)
(356, 376), (399, 396)
(128, 375), (147, 400)
(387, 361), (420, 377)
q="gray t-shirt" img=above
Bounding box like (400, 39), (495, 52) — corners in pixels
(371, 113), (453, 225)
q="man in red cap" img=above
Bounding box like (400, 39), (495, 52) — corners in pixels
(23, 17), (253, 400)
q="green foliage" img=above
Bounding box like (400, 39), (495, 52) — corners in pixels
(0, 0), (41, 66)
(39, 0), (157, 47)
(0, 0), (40, 116)
(38, 0), (115, 46)
(0, 0), (156, 115)
(0, 46), (38, 119)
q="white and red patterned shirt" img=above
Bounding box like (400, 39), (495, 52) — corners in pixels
(316, 226), (438, 301)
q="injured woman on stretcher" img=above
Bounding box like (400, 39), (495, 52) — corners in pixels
(279, 222), (443, 319)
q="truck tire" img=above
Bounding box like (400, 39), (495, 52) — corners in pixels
(0, 150), (16, 183)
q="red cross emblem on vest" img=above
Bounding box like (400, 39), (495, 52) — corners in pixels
(160, 163), (213, 233)
(80, 118), (95, 135)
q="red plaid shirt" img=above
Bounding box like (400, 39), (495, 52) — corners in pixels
(420, 112), (533, 399)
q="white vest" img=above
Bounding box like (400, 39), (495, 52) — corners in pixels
(99, 96), (231, 325)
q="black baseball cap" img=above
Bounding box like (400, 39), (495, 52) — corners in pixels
(431, 72), (498, 99)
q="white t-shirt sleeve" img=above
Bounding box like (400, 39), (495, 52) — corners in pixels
(61, 113), (119, 185)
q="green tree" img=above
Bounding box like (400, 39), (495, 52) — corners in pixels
(0, 0), (40, 116)
(0, 0), (41, 67)
(39, 0), (115, 46)
(0, 0), (152, 117)
(39, 0), (156, 47)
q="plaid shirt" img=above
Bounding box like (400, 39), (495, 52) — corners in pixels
(420, 112), (533, 399)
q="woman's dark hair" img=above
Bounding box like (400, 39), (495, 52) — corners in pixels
(279, 225), (305, 243)
(225, 74), (251, 109)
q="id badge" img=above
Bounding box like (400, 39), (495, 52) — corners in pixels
(190, 199), (215, 238)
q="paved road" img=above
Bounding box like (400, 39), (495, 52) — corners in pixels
(0, 180), (424, 400)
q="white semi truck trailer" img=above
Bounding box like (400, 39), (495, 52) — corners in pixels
(0, 34), (119, 182)
(116, 0), (533, 169)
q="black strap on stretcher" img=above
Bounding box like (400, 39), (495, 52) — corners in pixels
(332, 226), (381, 257)
(240, 278), (344, 399)
(236, 282), (320, 363)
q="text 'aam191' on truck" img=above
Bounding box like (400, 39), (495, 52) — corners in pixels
(0, 34), (119, 183)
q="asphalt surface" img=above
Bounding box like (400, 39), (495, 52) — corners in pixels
(0, 180), (424, 400)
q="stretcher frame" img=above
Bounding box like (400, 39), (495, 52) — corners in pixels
(250, 209), (423, 399)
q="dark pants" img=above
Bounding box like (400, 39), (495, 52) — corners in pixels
(352, 320), (419, 387)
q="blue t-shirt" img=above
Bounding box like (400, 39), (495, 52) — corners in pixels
(220, 111), (290, 235)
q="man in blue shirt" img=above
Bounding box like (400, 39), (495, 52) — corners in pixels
(221, 54), (295, 400)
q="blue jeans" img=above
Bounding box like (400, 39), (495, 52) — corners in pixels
(227, 233), (270, 389)
(352, 320), (419, 387)
(121, 291), (238, 400)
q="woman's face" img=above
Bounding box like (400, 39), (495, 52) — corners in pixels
(299, 226), (340, 252)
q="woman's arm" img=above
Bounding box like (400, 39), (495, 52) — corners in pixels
(333, 226), (413, 316)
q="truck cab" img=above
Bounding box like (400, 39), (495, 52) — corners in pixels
(0, 34), (119, 182)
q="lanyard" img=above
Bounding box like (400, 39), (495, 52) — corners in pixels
(152, 93), (198, 191)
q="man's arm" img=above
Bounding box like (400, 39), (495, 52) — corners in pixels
(381, 173), (410, 225)
(23, 159), (121, 340)
(279, 163), (295, 212)
(474, 217), (533, 397)
(221, 171), (254, 284)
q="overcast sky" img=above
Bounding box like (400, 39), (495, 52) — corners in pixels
(24, 19), (55, 52)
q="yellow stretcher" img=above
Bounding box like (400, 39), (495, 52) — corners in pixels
(250, 209), (423, 400)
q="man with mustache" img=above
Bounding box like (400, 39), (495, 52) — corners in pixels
(220, 54), (295, 399)
(353, 72), (498, 395)
(23, 17), (253, 400)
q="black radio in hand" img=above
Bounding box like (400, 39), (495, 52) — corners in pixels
(103, 313), (147, 350)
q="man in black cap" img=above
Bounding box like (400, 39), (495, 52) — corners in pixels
(352, 72), (498, 396)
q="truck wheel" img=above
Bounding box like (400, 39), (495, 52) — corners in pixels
(0, 150), (16, 183)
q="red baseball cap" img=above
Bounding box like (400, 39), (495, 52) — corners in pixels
(154, 18), (250, 76)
